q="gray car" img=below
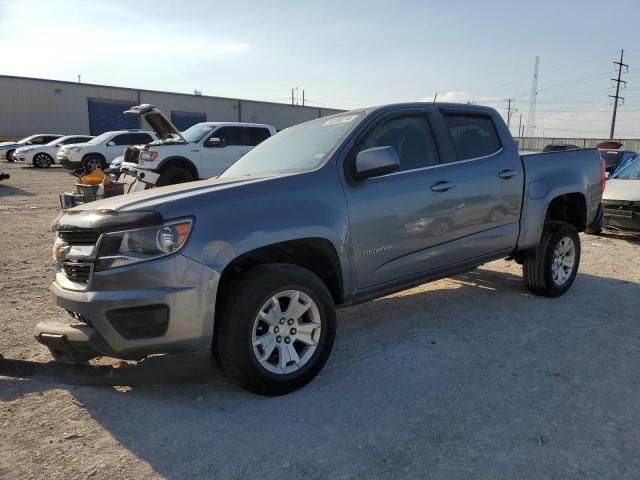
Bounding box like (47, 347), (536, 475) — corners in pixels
(36, 103), (603, 395)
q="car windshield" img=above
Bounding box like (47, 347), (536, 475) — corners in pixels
(611, 155), (640, 180)
(17, 135), (38, 143)
(182, 124), (216, 143)
(220, 113), (363, 178)
(85, 132), (112, 145)
(47, 136), (69, 146)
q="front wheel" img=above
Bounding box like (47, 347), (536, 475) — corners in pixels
(6, 150), (16, 162)
(33, 152), (53, 168)
(214, 264), (336, 395)
(156, 166), (194, 186)
(523, 221), (581, 297)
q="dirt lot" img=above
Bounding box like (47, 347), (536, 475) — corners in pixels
(1, 161), (640, 480)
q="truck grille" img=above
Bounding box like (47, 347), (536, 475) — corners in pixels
(62, 262), (92, 284)
(124, 147), (139, 164)
(58, 230), (101, 245)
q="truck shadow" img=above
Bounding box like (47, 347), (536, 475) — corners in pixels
(2, 267), (639, 479)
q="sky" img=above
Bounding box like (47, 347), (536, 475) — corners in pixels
(1, 0), (640, 138)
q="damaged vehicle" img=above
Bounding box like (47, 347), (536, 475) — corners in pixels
(600, 153), (640, 231)
(121, 104), (276, 186)
(37, 103), (603, 395)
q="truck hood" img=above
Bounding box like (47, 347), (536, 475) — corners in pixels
(71, 174), (279, 212)
(604, 179), (640, 202)
(124, 104), (186, 142)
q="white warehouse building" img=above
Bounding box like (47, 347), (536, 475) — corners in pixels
(0, 75), (343, 140)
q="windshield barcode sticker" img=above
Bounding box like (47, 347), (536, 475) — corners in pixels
(322, 115), (358, 126)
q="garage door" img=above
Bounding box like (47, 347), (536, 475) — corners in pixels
(87, 99), (140, 135)
(171, 111), (207, 131)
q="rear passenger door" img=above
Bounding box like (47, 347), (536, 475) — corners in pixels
(428, 110), (523, 262)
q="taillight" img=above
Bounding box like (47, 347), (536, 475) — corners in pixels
(600, 158), (606, 192)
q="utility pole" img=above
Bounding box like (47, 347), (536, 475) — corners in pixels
(505, 98), (517, 129)
(302, 89), (305, 106)
(433, 93), (438, 102)
(291, 88), (295, 105)
(77, 74), (81, 84)
(518, 112), (523, 137)
(609, 49), (628, 139)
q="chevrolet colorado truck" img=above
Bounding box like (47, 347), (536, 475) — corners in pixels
(36, 103), (604, 395)
(120, 104), (276, 186)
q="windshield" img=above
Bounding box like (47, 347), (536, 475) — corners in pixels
(611, 155), (640, 180)
(17, 135), (37, 143)
(182, 123), (216, 143)
(85, 132), (112, 145)
(47, 136), (69, 146)
(220, 113), (363, 178)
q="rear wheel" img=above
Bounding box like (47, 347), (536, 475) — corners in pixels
(156, 166), (194, 186)
(33, 152), (53, 168)
(523, 221), (581, 297)
(82, 155), (105, 171)
(214, 264), (336, 395)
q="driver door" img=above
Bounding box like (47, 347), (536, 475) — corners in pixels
(201, 126), (250, 178)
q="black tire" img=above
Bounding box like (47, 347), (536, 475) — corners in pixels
(33, 152), (53, 168)
(6, 150), (15, 163)
(82, 155), (105, 171)
(585, 203), (604, 235)
(156, 166), (194, 186)
(214, 264), (336, 396)
(523, 221), (581, 297)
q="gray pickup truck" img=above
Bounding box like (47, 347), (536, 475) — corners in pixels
(37, 103), (604, 395)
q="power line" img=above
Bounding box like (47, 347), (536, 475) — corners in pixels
(609, 49), (629, 138)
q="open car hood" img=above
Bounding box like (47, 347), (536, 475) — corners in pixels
(124, 104), (186, 142)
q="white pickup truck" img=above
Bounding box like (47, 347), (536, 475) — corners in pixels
(121, 105), (276, 186)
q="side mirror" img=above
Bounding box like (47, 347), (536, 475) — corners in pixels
(205, 137), (225, 148)
(107, 141), (116, 146)
(354, 146), (400, 180)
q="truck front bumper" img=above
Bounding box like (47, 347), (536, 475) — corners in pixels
(36, 254), (220, 363)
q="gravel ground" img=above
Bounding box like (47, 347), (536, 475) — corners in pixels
(1, 162), (640, 480)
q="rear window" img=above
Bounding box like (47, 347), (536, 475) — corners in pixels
(443, 114), (501, 161)
(247, 127), (271, 146)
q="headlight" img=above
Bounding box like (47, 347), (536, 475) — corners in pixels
(94, 218), (193, 271)
(71, 147), (81, 153)
(140, 150), (158, 162)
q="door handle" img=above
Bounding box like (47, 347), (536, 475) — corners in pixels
(498, 169), (518, 179)
(431, 181), (456, 192)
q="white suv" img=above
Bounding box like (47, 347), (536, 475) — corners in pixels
(121, 105), (276, 186)
(57, 130), (157, 171)
(14, 135), (94, 168)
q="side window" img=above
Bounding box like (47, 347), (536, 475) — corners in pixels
(443, 114), (502, 161)
(247, 128), (271, 146)
(45, 136), (61, 143)
(30, 136), (47, 145)
(214, 127), (248, 146)
(129, 133), (153, 144)
(356, 114), (439, 171)
(111, 134), (131, 146)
